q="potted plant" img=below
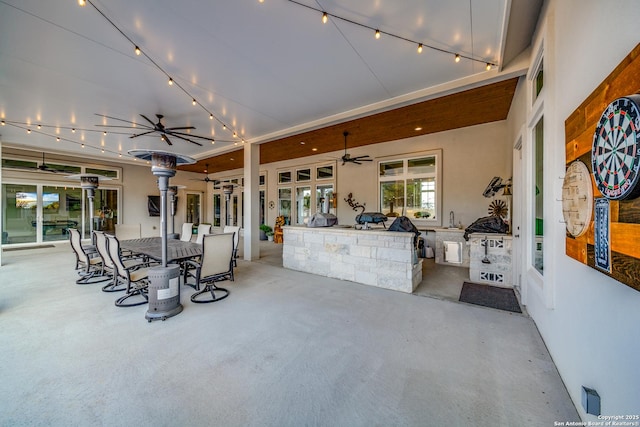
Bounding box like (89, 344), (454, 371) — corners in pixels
(259, 224), (272, 241)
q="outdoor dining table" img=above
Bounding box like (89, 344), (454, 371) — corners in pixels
(119, 237), (202, 264)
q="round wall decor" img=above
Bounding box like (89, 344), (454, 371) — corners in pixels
(562, 160), (593, 237)
(591, 94), (640, 200)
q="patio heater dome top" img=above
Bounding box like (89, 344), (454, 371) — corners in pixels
(127, 149), (196, 166)
(67, 173), (113, 188)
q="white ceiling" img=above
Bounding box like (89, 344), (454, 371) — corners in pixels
(0, 0), (540, 164)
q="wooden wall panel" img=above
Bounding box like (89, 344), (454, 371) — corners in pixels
(564, 43), (640, 292)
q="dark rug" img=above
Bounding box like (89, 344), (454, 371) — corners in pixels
(459, 282), (522, 313)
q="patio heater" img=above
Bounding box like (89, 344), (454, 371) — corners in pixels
(67, 174), (112, 236)
(128, 149), (195, 322)
(223, 184), (234, 226)
(168, 185), (185, 239)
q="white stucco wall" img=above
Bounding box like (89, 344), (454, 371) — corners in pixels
(224, 121), (511, 231)
(518, 0), (640, 418)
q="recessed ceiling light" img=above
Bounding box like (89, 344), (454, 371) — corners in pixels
(415, 127), (423, 131)
(230, 158), (234, 161)
(300, 141), (305, 145)
(312, 148), (318, 152)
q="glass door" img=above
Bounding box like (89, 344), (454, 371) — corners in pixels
(186, 193), (201, 225)
(295, 186), (311, 225)
(43, 185), (83, 242)
(2, 184), (38, 244)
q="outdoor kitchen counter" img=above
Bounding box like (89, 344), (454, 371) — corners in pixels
(282, 225), (422, 293)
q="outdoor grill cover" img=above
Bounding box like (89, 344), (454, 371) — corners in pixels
(307, 213), (338, 227)
(463, 216), (509, 240)
(355, 212), (388, 224)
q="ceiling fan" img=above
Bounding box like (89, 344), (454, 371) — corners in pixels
(341, 131), (372, 165)
(190, 164), (220, 184)
(38, 153), (74, 173)
(95, 113), (213, 146)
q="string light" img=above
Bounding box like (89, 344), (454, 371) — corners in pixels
(57, 137), (60, 141)
(78, 0), (86, 6)
(27, 129), (31, 134)
(72, 128), (76, 133)
(486, 63), (491, 71)
(287, 0), (496, 67)
(37, 124), (42, 129)
(80, 0), (243, 146)
(1, 120), (5, 125)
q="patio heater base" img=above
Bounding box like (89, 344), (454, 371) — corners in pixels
(146, 265), (182, 322)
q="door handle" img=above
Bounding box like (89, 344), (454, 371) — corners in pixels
(514, 234), (520, 238)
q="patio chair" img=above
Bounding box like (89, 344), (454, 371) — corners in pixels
(69, 228), (106, 285)
(184, 233), (234, 303)
(223, 225), (240, 266)
(180, 223), (194, 242)
(94, 231), (146, 293)
(107, 234), (151, 307)
(194, 223), (211, 244)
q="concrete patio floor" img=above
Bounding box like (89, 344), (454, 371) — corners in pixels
(0, 242), (579, 426)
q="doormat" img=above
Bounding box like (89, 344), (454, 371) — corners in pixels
(3, 244), (56, 252)
(459, 282), (522, 313)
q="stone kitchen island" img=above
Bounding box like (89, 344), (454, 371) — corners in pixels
(283, 226), (422, 293)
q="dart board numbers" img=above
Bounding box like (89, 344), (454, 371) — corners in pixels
(591, 95), (640, 200)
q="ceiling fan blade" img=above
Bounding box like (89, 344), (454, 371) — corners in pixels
(95, 124), (149, 129)
(168, 131), (214, 142)
(129, 130), (155, 139)
(165, 126), (195, 131)
(94, 113), (138, 125)
(167, 133), (203, 146)
(161, 134), (173, 145)
(140, 114), (156, 127)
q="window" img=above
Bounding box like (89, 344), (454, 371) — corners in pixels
(86, 167), (119, 179)
(278, 171), (292, 184)
(295, 186), (311, 224)
(533, 117), (544, 274)
(278, 187), (291, 225)
(316, 185), (335, 215)
(316, 165), (334, 180)
(378, 153), (439, 221)
(296, 168), (311, 182)
(534, 60), (544, 99)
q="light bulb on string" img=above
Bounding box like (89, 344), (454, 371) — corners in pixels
(134, 46), (141, 55)
(455, 54), (461, 63)
(417, 43), (423, 54)
(168, 77), (174, 86)
(375, 29), (381, 39)
(322, 12), (328, 23)
(486, 63), (492, 71)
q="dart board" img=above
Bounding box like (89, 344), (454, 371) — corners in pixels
(591, 94), (640, 200)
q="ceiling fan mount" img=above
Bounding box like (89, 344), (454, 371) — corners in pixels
(95, 113), (214, 147)
(341, 131), (372, 165)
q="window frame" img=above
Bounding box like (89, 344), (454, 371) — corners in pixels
(377, 149), (442, 226)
